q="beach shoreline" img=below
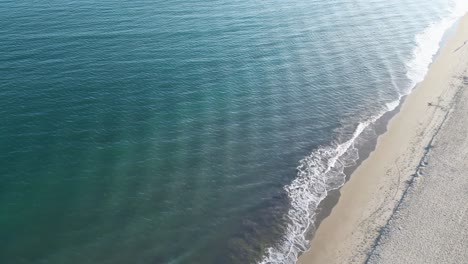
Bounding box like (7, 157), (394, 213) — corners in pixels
(298, 12), (468, 264)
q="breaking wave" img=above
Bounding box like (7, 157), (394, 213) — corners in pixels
(259, 1), (468, 263)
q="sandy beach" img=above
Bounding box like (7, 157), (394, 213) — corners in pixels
(298, 12), (468, 264)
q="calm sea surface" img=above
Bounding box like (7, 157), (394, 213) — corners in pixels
(1, 1), (466, 263)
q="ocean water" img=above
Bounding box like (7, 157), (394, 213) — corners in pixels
(0, 1), (466, 264)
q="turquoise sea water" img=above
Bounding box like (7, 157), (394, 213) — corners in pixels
(1, 1), (467, 263)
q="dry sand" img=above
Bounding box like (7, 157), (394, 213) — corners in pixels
(368, 63), (468, 263)
(298, 13), (468, 264)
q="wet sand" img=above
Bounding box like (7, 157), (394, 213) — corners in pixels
(298, 13), (468, 264)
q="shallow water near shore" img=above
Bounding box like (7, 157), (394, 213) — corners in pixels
(1, 1), (467, 263)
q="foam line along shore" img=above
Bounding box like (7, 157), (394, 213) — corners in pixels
(259, 2), (468, 263)
(298, 11), (468, 264)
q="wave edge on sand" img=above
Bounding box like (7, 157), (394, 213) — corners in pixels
(298, 7), (468, 264)
(259, 2), (468, 263)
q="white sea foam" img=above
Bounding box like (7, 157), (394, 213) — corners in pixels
(385, 99), (400, 112)
(259, 2), (468, 264)
(258, 113), (384, 264)
(405, 0), (468, 93)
